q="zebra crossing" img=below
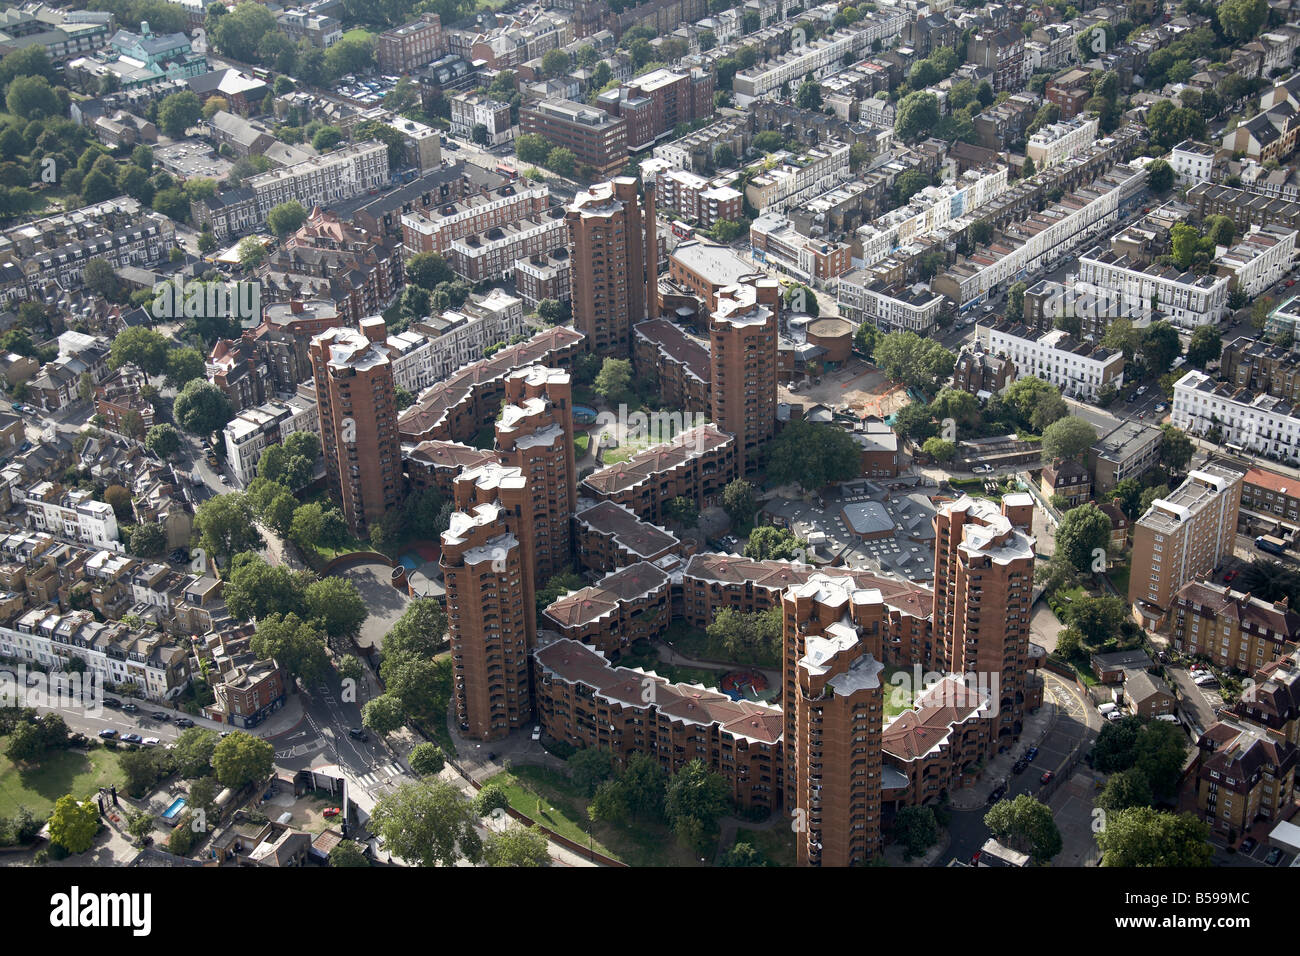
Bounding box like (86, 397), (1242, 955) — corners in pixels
(353, 763), (407, 788)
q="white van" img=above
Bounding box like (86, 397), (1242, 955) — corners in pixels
(1097, 701), (1119, 717)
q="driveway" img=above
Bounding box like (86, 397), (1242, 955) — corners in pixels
(1029, 603), (1065, 655)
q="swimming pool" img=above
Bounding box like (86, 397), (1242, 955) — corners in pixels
(573, 405), (598, 425)
(398, 553), (422, 571)
(161, 797), (187, 822)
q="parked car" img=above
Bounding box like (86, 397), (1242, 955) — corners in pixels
(323, 807), (342, 818)
(531, 725), (541, 741)
(1154, 403), (1168, 413)
(175, 717), (195, 728)
(142, 736), (160, 746)
(102, 697), (121, 708)
(987, 784), (1007, 804)
(1013, 758), (1029, 774)
(1224, 570), (1238, 584)
(122, 702), (138, 713)
(1025, 746), (1039, 761)
(150, 711), (168, 721)
(121, 733), (143, 744)
(1240, 837), (1258, 853)
(1040, 771), (1054, 784)
(98, 729), (117, 739)
(1266, 847), (1284, 866)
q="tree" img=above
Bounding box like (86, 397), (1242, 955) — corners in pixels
(362, 693), (407, 736)
(1006, 281), (1027, 322)
(1217, 0), (1268, 42)
(1159, 424), (1194, 474)
(744, 526), (805, 561)
(795, 78), (822, 110)
(1096, 807), (1213, 867)
(722, 479), (757, 530)
(1055, 503), (1113, 573)
(537, 299), (568, 326)
(223, 554), (308, 621)
(765, 420), (862, 490)
(1066, 594), (1127, 646)
(664, 758), (730, 849)
(194, 492), (263, 561)
(125, 809), (155, 846)
(405, 251), (453, 290)
(917, 430), (961, 463)
(568, 748), (614, 796)
(4, 721), (46, 764)
(127, 522), (167, 558)
(485, 825), (550, 867)
(516, 133), (550, 165)
(173, 727), (220, 779)
(471, 123), (489, 146)
(212, 1), (277, 61)
(109, 327), (169, 377)
(6, 75), (58, 120)
(545, 146), (575, 177)
(311, 126), (343, 152)
(893, 806), (940, 858)
(104, 485), (133, 522)
(473, 783), (511, 818)
(872, 331), (957, 390)
(144, 423), (181, 459)
(1144, 157), (1173, 193)
(620, 753), (667, 821)
(237, 236), (265, 269)
(84, 258), (122, 301)
(1132, 719), (1189, 800)
(267, 200), (308, 238)
(211, 731), (274, 789)
(593, 357), (633, 405)
(985, 794), (1063, 863)
(164, 347), (205, 389)
(408, 743), (446, 777)
(304, 576), (367, 640)
(1141, 321), (1182, 372)
(893, 169), (929, 206)
(1185, 325), (1222, 368)
(1041, 416), (1098, 462)
(1095, 766), (1154, 813)
(48, 795), (98, 855)
(894, 91), (939, 141)
(174, 379), (234, 434)
(541, 48), (571, 78)
(157, 90), (202, 138)
(251, 613), (329, 683)
(329, 840), (371, 867)
(370, 780), (482, 867)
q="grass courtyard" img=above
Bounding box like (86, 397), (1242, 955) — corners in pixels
(484, 765), (713, 867)
(0, 738), (126, 819)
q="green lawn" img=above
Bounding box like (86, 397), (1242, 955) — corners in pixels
(1107, 558), (1131, 598)
(660, 620), (781, 670)
(0, 739), (126, 818)
(733, 826), (795, 867)
(574, 432), (590, 458)
(485, 765), (713, 866)
(881, 665), (917, 720)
